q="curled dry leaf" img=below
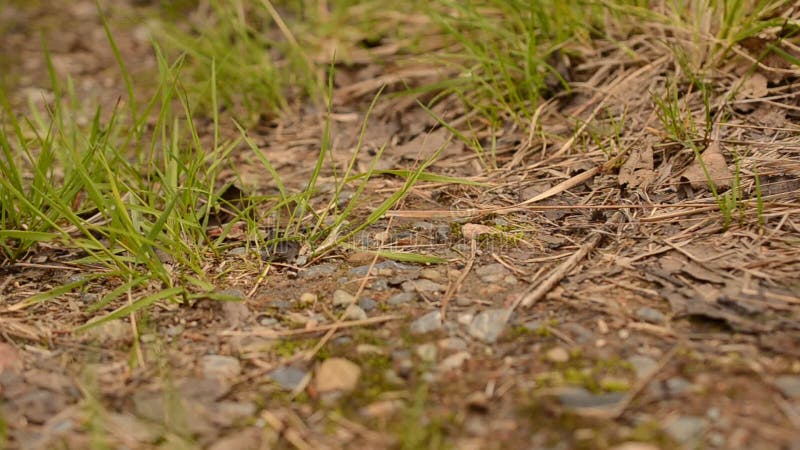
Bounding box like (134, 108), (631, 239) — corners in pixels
(393, 127), (457, 160)
(680, 142), (732, 191)
(461, 223), (499, 239)
(740, 72), (768, 99)
(618, 144), (656, 189)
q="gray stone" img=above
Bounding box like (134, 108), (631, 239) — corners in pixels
(177, 377), (231, 401)
(635, 307), (667, 324)
(315, 358), (361, 393)
(775, 375), (800, 399)
(627, 355), (658, 380)
(259, 317), (278, 327)
(556, 387), (626, 410)
(401, 279), (446, 293)
(269, 300), (291, 310)
(475, 263), (508, 283)
(665, 377), (694, 396)
(561, 322), (595, 343)
(81, 293), (100, 304)
(663, 416), (705, 444)
(435, 226), (450, 243)
(300, 263), (338, 278)
(227, 247), (248, 256)
(420, 268), (444, 282)
(437, 337), (467, 352)
(438, 351), (471, 371)
(343, 305), (367, 320)
(269, 367), (309, 391)
(221, 301), (250, 327)
(415, 344), (438, 362)
(413, 221), (437, 231)
(388, 292), (418, 305)
(201, 355), (241, 380)
(86, 320), (130, 344)
(358, 297), (378, 312)
(332, 289), (356, 306)
(349, 260), (410, 277)
(455, 296), (473, 306)
(467, 308), (510, 343)
(213, 401), (257, 427)
(410, 311), (442, 334)
(369, 279), (389, 291)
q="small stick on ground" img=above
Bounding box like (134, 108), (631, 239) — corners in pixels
(440, 237), (476, 319)
(515, 211), (623, 309)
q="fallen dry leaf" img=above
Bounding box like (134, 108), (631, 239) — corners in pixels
(618, 145), (656, 189)
(392, 127), (455, 160)
(680, 141), (732, 190)
(740, 72), (768, 99)
(461, 223), (499, 239)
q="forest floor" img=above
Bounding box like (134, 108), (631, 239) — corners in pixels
(1, 1), (800, 449)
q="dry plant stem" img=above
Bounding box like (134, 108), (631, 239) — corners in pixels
(127, 287), (145, 368)
(517, 211), (623, 309)
(247, 264), (271, 298)
(440, 237), (477, 319)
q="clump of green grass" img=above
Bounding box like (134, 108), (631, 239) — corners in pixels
(1, 5), (436, 330)
(155, 0), (320, 121)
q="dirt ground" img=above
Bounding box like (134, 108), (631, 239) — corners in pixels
(1, 2), (800, 450)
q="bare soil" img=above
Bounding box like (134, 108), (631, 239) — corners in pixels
(1, 2), (799, 450)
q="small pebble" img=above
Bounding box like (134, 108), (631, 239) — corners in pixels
(259, 317), (278, 327)
(437, 337), (467, 352)
(627, 355), (658, 380)
(415, 344), (438, 362)
(663, 416), (706, 444)
(410, 311), (442, 334)
(439, 351), (471, 371)
(467, 308), (510, 344)
(315, 358), (361, 393)
(475, 263), (508, 283)
(358, 297), (378, 312)
(269, 367), (309, 391)
(455, 296), (473, 306)
(299, 292), (317, 305)
(332, 290), (356, 306)
(201, 355), (241, 380)
(420, 268), (444, 282)
(546, 347), (570, 363)
(401, 279), (446, 293)
(665, 377), (694, 396)
(388, 292), (418, 305)
(343, 305), (367, 321)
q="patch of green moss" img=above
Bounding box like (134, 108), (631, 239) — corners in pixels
(273, 338), (314, 359)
